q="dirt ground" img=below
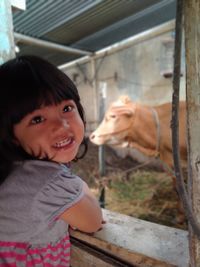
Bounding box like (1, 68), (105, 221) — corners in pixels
(71, 140), (188, 230)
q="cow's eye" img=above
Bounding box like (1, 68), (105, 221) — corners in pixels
(110, 114), (116, 118)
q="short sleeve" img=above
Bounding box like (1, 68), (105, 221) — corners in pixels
(31, 168), (84, 224)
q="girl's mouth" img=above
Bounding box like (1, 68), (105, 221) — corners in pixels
(53, 137), (74, 148)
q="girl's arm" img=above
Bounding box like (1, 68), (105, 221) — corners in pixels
(59, 182), (103, 233)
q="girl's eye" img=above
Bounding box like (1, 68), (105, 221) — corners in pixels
(63, 105), (74, 113)
(30, 116), (45, 125)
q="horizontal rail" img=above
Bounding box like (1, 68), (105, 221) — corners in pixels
(59, 20), (175, 70)
(70, 209), (189, 267)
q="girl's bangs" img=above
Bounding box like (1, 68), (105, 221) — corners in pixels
(0, 55), (81, 125)
(11, 85), (76, 125)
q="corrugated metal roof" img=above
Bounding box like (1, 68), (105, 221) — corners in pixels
(13, 0), (176, 66)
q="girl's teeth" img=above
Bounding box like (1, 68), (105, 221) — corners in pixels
(55, 138), (71, 148)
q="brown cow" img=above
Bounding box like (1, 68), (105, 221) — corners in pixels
(90, 96), (187, 223)
(90, 96), (187, 170)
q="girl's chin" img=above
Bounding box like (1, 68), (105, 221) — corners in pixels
(50, 149), (78, 163)
(54, 157), (74, 164)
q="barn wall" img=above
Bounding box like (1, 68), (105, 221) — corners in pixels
(61, 23), (185, 135)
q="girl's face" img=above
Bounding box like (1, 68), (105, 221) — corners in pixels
(13, 100), (85, 163)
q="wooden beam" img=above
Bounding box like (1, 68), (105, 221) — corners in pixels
(71, 238), (131, 267)
(184, 0), (200, 266)
(70, 209), (189, 267)
(11, 0), (26, 11)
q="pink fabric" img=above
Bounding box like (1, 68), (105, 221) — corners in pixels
(0, 235), (70, 267)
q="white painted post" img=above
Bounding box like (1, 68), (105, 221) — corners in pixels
(0, 0), (15, 64)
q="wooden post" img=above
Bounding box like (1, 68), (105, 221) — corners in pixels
(184, 0), (200, 266)
(0, 0), (15, 64)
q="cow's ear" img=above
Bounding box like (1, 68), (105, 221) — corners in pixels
(118, 95), (132, 104)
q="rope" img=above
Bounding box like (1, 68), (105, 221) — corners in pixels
(150, 107), (160, 155)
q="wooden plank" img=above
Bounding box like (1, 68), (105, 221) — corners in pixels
(71, 246), (116, 267)
(70, 209), (189, 267)
(184, 0), (200, 266)
(71, 238), (132, 267)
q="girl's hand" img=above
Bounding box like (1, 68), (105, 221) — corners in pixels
(70, 219), (106, 232)
(60, 182), (103, 233)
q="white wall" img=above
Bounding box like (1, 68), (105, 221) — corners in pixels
(61, 22), (186, 164)
(62, 23), (185, 135)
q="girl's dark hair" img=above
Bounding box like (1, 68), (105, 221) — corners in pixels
(0, 55), (87, 184)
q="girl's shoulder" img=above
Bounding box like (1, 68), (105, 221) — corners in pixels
(15, 159), (69, 173)
(8, 160), (72, 189)
(2, 160), (84, 209)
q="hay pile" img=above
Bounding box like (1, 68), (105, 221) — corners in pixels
(71, 141), (187, 230)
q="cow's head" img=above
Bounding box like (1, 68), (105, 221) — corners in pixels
(90, 96), (136, 147)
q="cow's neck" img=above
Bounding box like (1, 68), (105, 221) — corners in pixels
(127, 104), (160, 157)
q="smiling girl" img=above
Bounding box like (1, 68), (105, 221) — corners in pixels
(0, 55), (103, 266)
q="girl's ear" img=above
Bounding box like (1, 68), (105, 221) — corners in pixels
(12, 138), (20, 146)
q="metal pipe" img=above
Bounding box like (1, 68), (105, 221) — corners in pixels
(90, 57), (98, 128)
(59, 20), (175, 70)
(14, 32), (93, 56)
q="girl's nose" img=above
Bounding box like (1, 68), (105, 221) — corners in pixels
(52, 118), (69, 131)
(61, 119), (69, 128)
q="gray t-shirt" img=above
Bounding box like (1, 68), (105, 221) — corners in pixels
(0, 160), (84, 245)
